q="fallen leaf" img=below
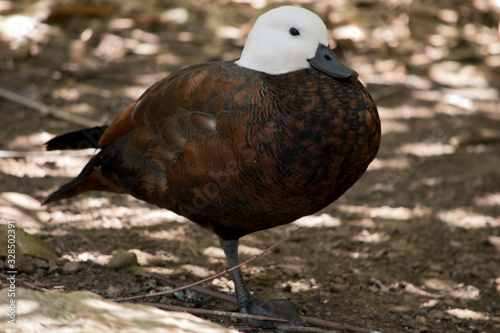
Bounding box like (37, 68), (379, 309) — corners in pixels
(0, 224), (57, 261)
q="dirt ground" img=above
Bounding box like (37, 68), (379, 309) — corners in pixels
(1, 1), (500, 332)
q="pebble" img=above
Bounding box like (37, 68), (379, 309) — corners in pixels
(63, 261), (80, 273)
(106, 285), (122, 298)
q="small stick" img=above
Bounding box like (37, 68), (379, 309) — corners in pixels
(144, 303), (346, 333)
(142, 273), (376, 332)
(146, 271), (238, 304)
(140, 302), (290, 324)
(113, 228), (302, 302)
(276, 324), (337, 333)
(0, 84), (100, 128)
(302, 316), (376, 333)
(0, 272), (52, 293)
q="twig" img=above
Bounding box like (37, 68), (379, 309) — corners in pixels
(0, 272), (52, 293)
(143, 303), (351, 333)
(146, 271), (238, 304)
(275, 324), (337, 333)
(113, 228), (302, 302)
(139, 302), (290, 324)
(302, 316), (376, 333)
(147, 267), (377, 332)
(141, 274), (376, 332)
(0, 83), (100, 128)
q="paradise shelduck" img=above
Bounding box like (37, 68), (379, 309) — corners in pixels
(43, 5), (381, 325)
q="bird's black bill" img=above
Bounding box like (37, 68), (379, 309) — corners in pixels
(308, 43), (358, 79)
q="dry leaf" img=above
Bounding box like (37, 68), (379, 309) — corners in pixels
(0, 224), (57, 261)
(107, 251), (149, 277)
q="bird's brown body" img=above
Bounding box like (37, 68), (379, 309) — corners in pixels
(45, 61), (380, 241)
(44, 6), (381, 325)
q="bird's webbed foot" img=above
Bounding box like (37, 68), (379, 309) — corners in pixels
(241, 298), (307, 327)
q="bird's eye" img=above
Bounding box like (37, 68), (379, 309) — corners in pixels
(289, 27), (300, 36)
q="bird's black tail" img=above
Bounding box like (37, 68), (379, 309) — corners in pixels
(45, 126), (108, 150)
(43, 125), (108, 205)
(42, 153), (105, 205)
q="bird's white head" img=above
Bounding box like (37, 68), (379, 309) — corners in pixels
(236, 6), (357, 78)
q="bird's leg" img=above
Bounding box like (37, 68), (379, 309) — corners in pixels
(219, 238), (253, 309)
(219, 237), (307, 326)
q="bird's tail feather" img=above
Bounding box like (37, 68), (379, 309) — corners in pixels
(42, 153), (104, 205)
(44, 126), (111, 205)
(45, 126), (108, 151)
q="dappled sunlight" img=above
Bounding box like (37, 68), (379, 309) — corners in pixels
(62, 251), (111, 265)
(1, 288), (240, 332)
(0, 157), (46, 178)
(423, 278), (480, 300)
(44, 210), (115, 229)
(45, 203), (187, 229)
(437, 208), (500, 228)
(181, 264), (214, 278)
(6, 132), (53, 151)
(0, 206), (42, 232)
(365, 157), (406, 171)
(2, 15), (34, 39)
(398, 282), (441, 298)
(489, 236), (500, 252)
(409, 89), (443, 103)
(348, 251), (371, 259)
(17, 299), (40, 315)
(1, 192), (42, 211)
(419, 299), (439, 309)
(369, 206), (422, 220)
(376, 104), (436, 120)
(336, 204), (429, 221)
(84, 297), (125, 311)
(374, 278), (482, 302)
(351, 229), (389, 243)
(396, 142), (455, 157)
(446, 308), (495, 321)
(442, 93), (473, 111)
(0, 154), (96, 179)
(0, 1), (499, 332)
(375, 119), (410, 135)
(202, 246), (226, 259)
(63, 102), (95, 116)
(215, 26), (244, 40)
(429, 61), (489, 88)
(145, 228), (187, 242)
(331, 25), (366, 42)
(474, 193), (500, 207)
(101, 208), (187, 226)
(51, 87), (81, 101)
(293, 213), (341, 228)
(161, 7), (189, 25)
(278, 278), (318, 293)
(238, 244), (263, 256)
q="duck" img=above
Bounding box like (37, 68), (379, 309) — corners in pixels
(43, 5), (381, 325)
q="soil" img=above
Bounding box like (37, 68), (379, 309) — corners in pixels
(1, 1), (499, 333)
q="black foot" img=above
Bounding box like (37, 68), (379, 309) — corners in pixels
(242, 298), (307, 326)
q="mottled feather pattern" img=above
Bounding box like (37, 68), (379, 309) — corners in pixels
(47, 61), (377, 239)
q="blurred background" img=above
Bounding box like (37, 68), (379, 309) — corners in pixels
(0, 1), (499, 332)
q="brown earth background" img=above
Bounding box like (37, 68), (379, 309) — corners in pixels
(0, 0), (499, 332)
